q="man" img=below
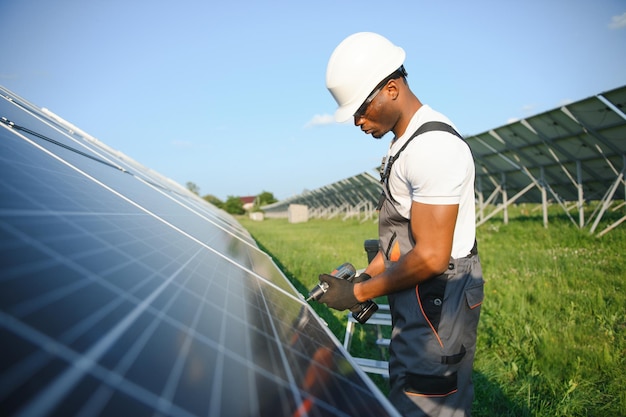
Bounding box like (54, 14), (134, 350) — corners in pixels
(317, 32), (485, 417)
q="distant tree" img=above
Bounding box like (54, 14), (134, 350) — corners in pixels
(203, 194), (223, 208)
(186, 181), (200, 196)
(252, 191), (277, 212)
(223, 195), (245, 215)
(256, 191), (277, 206)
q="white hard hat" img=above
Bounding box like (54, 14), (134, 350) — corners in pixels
(326, 32), (406, 123)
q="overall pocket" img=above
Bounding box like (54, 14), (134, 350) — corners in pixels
(465, 281), (484, 310)
(404, 371), (458, 397)
(417, 273), (447, 333)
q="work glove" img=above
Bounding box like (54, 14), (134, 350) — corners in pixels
(317, 274), (359, 311)
(352, 272), (371, 284)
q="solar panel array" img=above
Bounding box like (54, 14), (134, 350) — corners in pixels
(262, 172), (382, 218)
(466, 85), (626, 233)
(0, 86), (400, 417)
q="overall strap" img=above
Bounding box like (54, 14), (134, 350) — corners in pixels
(380, 121), (465, 205)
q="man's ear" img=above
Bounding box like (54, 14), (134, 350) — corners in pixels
(385, 79), (400, 100)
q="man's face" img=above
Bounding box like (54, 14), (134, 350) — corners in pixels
(353, 81), (395, 139)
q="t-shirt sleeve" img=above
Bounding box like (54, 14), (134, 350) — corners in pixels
(404, 134), (472, 205)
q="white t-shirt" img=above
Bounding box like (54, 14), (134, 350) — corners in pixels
(383, 105), (476, 259)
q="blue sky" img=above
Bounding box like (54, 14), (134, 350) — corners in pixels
(2, 0), (625, 201)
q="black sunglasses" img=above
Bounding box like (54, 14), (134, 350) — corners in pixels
(353, 66), (408, 119)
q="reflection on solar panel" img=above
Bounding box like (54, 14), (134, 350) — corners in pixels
(0, 86), (400, 417)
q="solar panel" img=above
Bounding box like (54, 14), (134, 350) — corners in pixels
(0, 86), (400, 417)
(468, 85), (626, 206)
(262, 172), (383, 218)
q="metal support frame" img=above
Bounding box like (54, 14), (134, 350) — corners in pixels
(472, 96), (625, 236)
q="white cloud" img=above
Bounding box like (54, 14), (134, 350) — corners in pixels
(506, 104), (535, 125)
(304, 114), (335, 128)
(608, 12), (626, 29)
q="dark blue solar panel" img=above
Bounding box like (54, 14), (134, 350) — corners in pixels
(0, 86), (399, 417)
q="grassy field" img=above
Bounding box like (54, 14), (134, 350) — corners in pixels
(239, 205), (625, 416)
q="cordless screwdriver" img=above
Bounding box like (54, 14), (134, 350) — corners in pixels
(305, 262), (356, 302)
(306, 262), (379, 324)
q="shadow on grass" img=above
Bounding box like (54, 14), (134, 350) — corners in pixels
(482, 206), (625, 227)
(473, 371), (531, 416)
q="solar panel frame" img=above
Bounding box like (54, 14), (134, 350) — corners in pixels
(468, 85), (626, 216)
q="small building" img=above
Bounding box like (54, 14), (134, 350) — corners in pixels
(240, 196), (257, 211)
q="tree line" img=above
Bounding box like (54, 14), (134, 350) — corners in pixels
(186, 181), (277, 215)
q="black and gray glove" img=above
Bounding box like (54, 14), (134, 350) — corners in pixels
(352, 272), (371, 284)
(317, 274), (359, 311)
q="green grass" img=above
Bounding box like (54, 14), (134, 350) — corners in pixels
(239, 205), (626, 416)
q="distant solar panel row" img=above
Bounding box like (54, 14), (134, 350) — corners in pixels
(262, 172), (383, 215)
(467, 84), (626, 205)
(0, 86), (399, 417)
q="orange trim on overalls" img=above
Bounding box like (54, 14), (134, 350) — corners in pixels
(416, 285), (444, 348)
(390, 241), (401, 262)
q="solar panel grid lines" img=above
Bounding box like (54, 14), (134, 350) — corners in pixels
(2, 92), (260, 254)
(4, 119), (303, 305)
(0, 86), (401, 417)
(253, 279), (306, 412)
(157, 260), (220, 416)
(1, 206), (376, 414)
(13, 246), (201, 417)
(0, 107), (127, 177)
(471, 87), (626, 203)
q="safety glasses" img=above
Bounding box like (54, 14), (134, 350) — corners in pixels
(353, 66), (407, 119)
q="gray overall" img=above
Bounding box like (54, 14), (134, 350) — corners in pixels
(379, 122), (484, 417)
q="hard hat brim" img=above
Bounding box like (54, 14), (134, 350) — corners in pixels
(334, 102), (360, 123)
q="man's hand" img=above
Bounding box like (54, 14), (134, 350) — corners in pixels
(317, 274), (359, 311)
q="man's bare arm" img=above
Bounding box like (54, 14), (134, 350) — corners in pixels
(355, 201), (458, 301)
